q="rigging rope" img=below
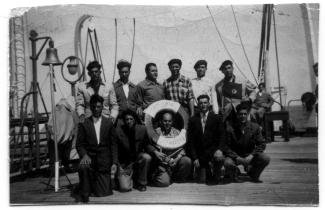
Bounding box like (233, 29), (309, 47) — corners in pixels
(113, 18), (118, 82)
(130, 18), (136, 64)
(231, 5), (258, 85)
(206, 5), (249, 81)
(94, 29), (106, 82)
(83, 30), (89, 81)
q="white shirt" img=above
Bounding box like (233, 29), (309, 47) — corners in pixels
(122, 83), (130, 99)
(200, 111), (209, 133)
(93, 116), (102, 144)
(192, 77), (219, 114)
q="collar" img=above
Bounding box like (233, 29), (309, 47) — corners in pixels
(115, 79), (136, 88)
(86, 80), (105, 88)
(223, 75), (236, 83)
(92, 116), (102, 124)
(200, 111), (209, 118)
(145, 78), (159, 85)
(167, 74), (185, 83)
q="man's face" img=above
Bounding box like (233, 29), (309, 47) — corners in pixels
(161, 113), (173, 132)
(90, 102), (103, 118)
(89, 67), (101, 81)
(119, 67), (130, 81)
(237, 109), (248, 124)
(222, 64), (234, 78)
(258, 85), (265, 92)
(195, 64), (207, 78)
(169, 63), (181, 78)
(147, 65), (158, 80)
(124, 114), (135, 129)
(198, 98), (210, 113)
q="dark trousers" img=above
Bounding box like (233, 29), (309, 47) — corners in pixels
(195, 149), (225, 182)
(151, 156), (192, 187)
(78, 166), (113, 197)
(224, 153), (270, 180)
(119, 152), (152, 191)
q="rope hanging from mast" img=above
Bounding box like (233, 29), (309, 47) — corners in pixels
(207, 5), (249, 81)
(113, 18), (118, 82)
(130, 18), (136, 64)
(231, 5), (258, 85)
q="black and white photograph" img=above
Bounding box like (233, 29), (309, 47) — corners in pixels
(5, 0), (320, 206)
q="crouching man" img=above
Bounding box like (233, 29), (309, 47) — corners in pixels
(187, 95), (226, 184)
(148, 111), (192, 187)
(223, 103), (270, 183)
(76, 95), (118, 203)
(115, 109), (152, 192)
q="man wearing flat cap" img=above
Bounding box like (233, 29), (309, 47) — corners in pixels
(76, 60), (119, 123)
(163, 58), (195, 117)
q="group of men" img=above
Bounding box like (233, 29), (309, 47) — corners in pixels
(75, 58), (272, 203)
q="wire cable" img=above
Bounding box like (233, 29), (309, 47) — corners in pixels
(113, 18), (118, 82)
(206, 5), (249, 81)
(231, 5), (258, 85)
(130, 18), (136, 64)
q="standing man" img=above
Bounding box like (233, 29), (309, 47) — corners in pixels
(163, 59), (195, 117)
(115, 109), (152, 192)
(76, 61), (119, 123)
(191, 60), (218, 114)
(250, 83), (274, 125)
(148, 111), (192, 187)
(136, 63), (165, 118)
(223, 103), (270, 183)
(187, 95), (226, 184)
(113, 60), (138, 116)
(76, 95), (118, 203)
(215, 60), (256, 123)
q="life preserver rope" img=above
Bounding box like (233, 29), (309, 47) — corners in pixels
(144, 100), (189, 149)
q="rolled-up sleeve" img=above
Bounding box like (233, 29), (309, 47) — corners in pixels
(187, 80), (195, 101)
(108, 86), (119, 119)
(76, 83), (85, 117)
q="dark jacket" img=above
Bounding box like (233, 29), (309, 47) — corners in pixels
(187, 111), (226, 164)
(224, 121), (266, 158)
(113, 80), (138, 114)
(115, 124), (149, 165)
(76, 116), (118, 172)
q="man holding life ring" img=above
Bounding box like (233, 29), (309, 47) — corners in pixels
(147, 110), (192, 187)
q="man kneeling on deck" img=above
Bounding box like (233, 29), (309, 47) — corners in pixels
(115, 109), (152, 192)
(148, 111), (192, 187)
(223, 103), (270, 183)
(76, 95), (118, 203)
(187, 94), (226, 184)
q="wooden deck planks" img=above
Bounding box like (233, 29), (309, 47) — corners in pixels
(10, 136), (318, 206)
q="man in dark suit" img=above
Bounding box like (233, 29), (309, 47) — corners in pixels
(187, 94), (226, 184)
(113, 60), (138, 123)
(223, 103), (270, 183)
(115, 109), (152, 192)
(76, 94), (118, 203)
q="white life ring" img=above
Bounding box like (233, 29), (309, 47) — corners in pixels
(144, 100), (189, 149)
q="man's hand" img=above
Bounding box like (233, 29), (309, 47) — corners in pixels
(193, 159), (200, 168)
(136, 107), (143, 118)
(153, 150), (166, 162)
(236, 156), (248, 167)
(80, 154), (91, 167)
(111, 117), (116, 124)
(110, 164), (117, 177)
(79, 114), (85, 123)
(168, 158), (177, 167)
(245, 154), (254, 165)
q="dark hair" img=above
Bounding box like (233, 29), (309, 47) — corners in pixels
(258, 83), (265, 88)
(168, 58), (182, 67)
(219, 60), (233, 71)
(313, 62), (318, 69)
(197, 94), (210, 102)
(194, 60), (207, 69)
(117, 60), (131, 71)
(90, 94), (104, 105)
(87, 61), (101, 71)
(236, 102), (250, 113)
(145, 63), (157, 74)
(121, 109), (139, 122)
(301, 92), (316, 111)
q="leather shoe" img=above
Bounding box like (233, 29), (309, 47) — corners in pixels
(80, 195), (89, 203)
(136, 185), (147, 192)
